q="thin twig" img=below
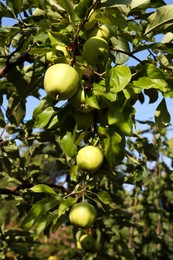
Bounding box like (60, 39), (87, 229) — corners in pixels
(128, 187), (139, 249)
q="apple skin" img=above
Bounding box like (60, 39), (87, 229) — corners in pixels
(46, 45), (70, 64)
(69, 202), (97, 228)
(44, 63), (79, 100)
(79, 234), (96, 251)
(88, 25), (111, 42)
(71, 87), (94, 113)
(83, 36), (109, 65)
(76, 145), (104, 173)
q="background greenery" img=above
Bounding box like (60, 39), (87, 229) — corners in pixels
(0, 0), (173, 259)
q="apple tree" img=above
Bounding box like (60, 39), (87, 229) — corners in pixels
(0, 0), (173, 259)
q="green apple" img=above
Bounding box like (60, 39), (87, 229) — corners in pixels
(94, 241), (101, 251)
(71, 87), (94, 113)
(76, 145), (104, 173)
(73, 110), (94, 130)
(46, 45), (70, 64)
(79, 234), (95, 251)
(69, 202), (97, 228)
(88, 25), (111, 41)
(44, 63), (79, 100)
(83, 36), (109, 65)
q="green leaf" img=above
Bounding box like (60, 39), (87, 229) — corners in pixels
(50, 198), (77, 231)
(30, 184), (58, 196)
(143, 143), (159, 161)
(111, 37), (130, 64)
(7, 0), (23, 14)
(21, 197), (60, 230)
(155, 98), (171, 128)
(145, 5), (173, 34)
(56, 0), (77, 22)
(133, 77), (168, 92)
(58, 198), (77, 216)
(130, 0), (149, 10)
(33, 214), (47, 240)
(98, 125), (125, 167)
(134, 63), (166, 80)
(86, 91), (100, 110)
(109, 65), (131, 93)
(61, 131), (77, 157)
(69, 165), (79, 181)
(108, 102), (134, 136)
(98, 0), (132, 8)
(33, 106), (57, 128)
(97, 190), (113, 205)
(162, 32), (173, 43)
(0, 2), (14, 18)
(75, 0), (93, 19)
(51, 213), (69, 232)
(144, 89), (159, 104)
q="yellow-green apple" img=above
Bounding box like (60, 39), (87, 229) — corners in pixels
(44, 63), (79, 100)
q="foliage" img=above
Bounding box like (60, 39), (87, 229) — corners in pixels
(0, 0), (173, 259)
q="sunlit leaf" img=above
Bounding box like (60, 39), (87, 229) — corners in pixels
(98, 190), (113, 205)
(33, 214), (47, 240)
(61, 131), (77, 157)
(130, 0), (150, 10)
(30, 184), (58, 196)
(56, 0), (77, 22)
(21, 197), (60, 230)
(145, 5), (173, 34)
(109, 65), (131, 93)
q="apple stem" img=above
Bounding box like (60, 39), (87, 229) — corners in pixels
(82, 191), (85, 202)
(93, 139), (99, 147)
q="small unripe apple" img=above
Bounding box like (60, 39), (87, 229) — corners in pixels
(83, 36), (109, 65)
(71, 87), (94, 113)
(44, 63), (79, 100)
(88, 25), (111, 42)
(69, 202), (97, 228)
(76, 145), (104, 173)
(79, 234), (95, 251)
(46, 45), (70, 64)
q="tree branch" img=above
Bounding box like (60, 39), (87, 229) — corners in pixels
(0, 52), (32, 78)
(0, 33), (33, 78)
(113, 48), (145, 65)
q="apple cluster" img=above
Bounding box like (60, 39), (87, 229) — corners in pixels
(43, 20), (111, 242)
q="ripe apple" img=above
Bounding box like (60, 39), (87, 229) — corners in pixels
(69, 202), (97, 228)
(71, 87), (94, 113)
(79, 234), (95, 251)
(76, 145), (104, 173)
(83, 36), (109, 65)
(44, 63), (79, 100)
(46, 45), (70, 64)
(88, 25), (111, 42)
(73, 110), (94, 130)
